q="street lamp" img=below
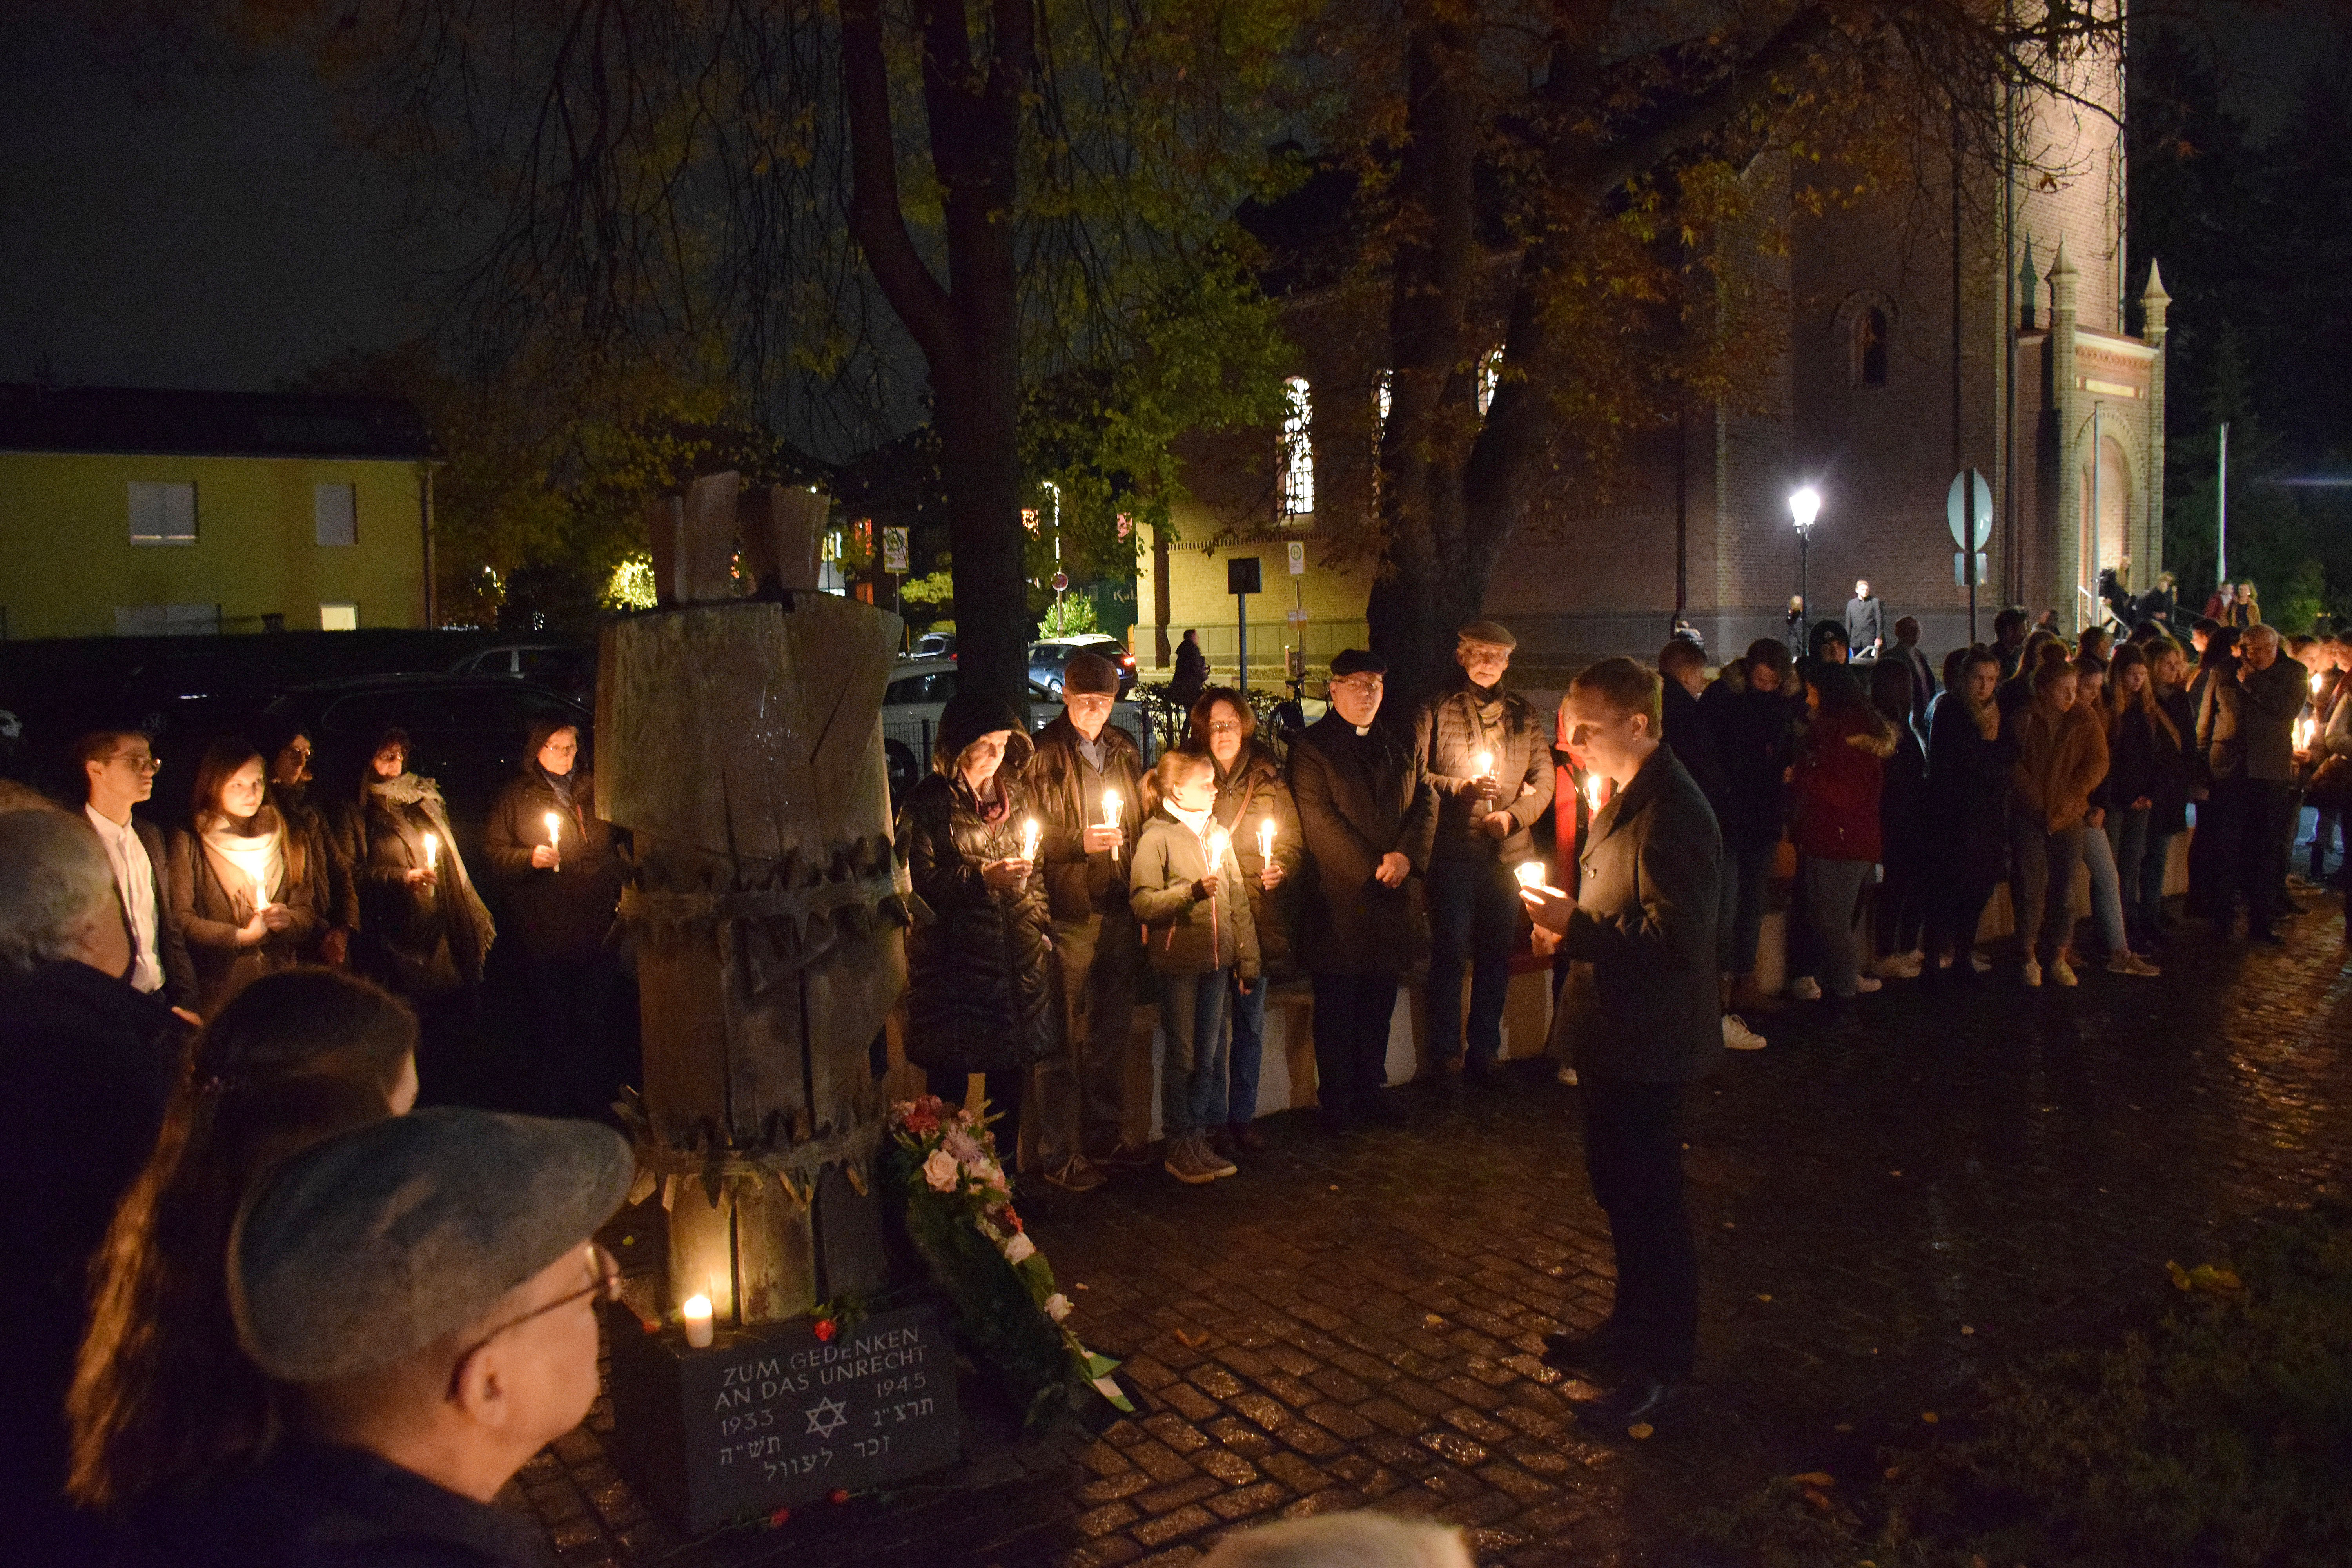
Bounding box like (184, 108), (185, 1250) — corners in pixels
(1788, 486), (1821, 650)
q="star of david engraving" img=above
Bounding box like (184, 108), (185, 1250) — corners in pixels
(803, 1395), (849, 1438)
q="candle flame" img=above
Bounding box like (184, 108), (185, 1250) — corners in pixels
(1020, 818), (1040, 861)
(1207, 827), (1232, 865)
(544, 811), (562, 845)
(1584, 777), (1605, 811)
(423, 831), (439, 869)
(681, 1293), (712, 1318)
(1258, 817), (1277, 858)
(1513, 861), (1545, 889)
(1473, 750), (1494, 777)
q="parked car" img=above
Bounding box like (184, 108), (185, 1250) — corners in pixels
(1027, 634), (1138, 697)
(880, 659), (1152, 803)
(258, 674), (593, 842)
(446, 642), (595, 703)
(910, 632), (956, 660)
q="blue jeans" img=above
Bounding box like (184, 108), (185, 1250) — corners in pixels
(1224, 971), (1266, 1127)
(1798, 856), (1872, 997)
(1426, 857), (1519, 1069)
(1159, 971), (1230, 1137)
(2081, 817), (2129, 954)
(2105, 806), (2151, 941)
(2136, 828), (2176, 934)
(1719, 842), (1777, 977)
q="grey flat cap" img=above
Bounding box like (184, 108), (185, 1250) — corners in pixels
(230, 1108), (635, 1385)
(1457, 619), (1517, 650)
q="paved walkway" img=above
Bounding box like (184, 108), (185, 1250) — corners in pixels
(521, 903), (2352, 1566)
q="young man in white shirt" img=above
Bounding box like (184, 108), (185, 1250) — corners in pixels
(76, 730), (191, 1009)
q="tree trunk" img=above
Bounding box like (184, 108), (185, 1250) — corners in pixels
(841, 0), (1034, 710)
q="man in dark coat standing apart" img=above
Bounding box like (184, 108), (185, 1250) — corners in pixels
(1290, 650), (1436, 1133)
(1521, 657), (1722, 1431)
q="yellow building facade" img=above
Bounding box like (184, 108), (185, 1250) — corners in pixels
(0, 386), (434, 640)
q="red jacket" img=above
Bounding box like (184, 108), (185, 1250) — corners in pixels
(1792, 708), (1893, 862)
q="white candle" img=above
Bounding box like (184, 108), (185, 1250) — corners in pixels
(1020, 818), (1040, 862)
(1258, 817), (1276, 863)
(1207, 827), (1231, 869)
(1473, 750), (1494, 779)
(423, 831), (439, 872)
(544, 811), (563, 853)
(2313, 671), (2326, 696)
(1584, 776), (1605, 813)
(1103, 789), (1122, 862)
(681, 1293), (714, 1348)
(1514, 861), (1544, 889)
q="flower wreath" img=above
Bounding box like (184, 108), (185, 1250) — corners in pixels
(885, 1095), (1129, 1429)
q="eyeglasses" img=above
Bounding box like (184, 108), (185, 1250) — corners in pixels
(110, 753), (162, 775)
(1331, 677), (1384, 694)
(446, 1243), (620, 1401)
(1204, 720), (1244, 736)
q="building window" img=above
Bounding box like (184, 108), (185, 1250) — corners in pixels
(1853, 308), (1888, 388)
(113, 604), (220, 635)
(128, 481), (197, 545)
(319, 602), (359, 631)
(1279, 375), (1314, 517)
(1477, 348), (1502, 416)
(1376, 368), (1392, 426)
(315, 483), (358, 547)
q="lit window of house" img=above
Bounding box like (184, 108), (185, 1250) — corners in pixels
(1280, 375), (1314, 517)
(319, 602), (359, 631)
(127, 481), (197, 545)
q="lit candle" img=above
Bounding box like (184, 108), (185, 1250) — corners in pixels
(2299, 717), (2317, 751)
(544, 811), (563, 855)
(1103, 789), (1122, 862)
(681, 1293), (714, 1348)
(1513, 861), (1545, 890)
(1020, 818), (1040, 862)
(2313, 671), (2326, 696)
(423, 831), (439, 872)
(1207, 827), (1231, 869)
(1258, 817), (1276, 863)
(1473, 750), (1494, 779)
(1584, 776), (1605, 813)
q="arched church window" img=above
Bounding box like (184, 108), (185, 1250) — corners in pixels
(1853, 308), (1888, 388)
(1280, 376), (1314, 517)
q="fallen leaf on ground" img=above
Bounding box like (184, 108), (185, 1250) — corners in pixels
(1921, 1411), (1939, 1424)
(1834, 1422), (1854, 1433)
(1626, 1422), (1655, 1440)
(1789, 1471), (1835, 1487)
(1961, 1325), (1975, 1335)
(1756, 1294), (1773, 1303)
(1423, 1314), (1446, 1329)
(1800, 1485), (1832, 1512)
(1172, 1329), (1209, 1349)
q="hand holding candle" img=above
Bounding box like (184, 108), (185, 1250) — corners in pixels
(421, 831), (440, 889)
(1103, 788), (1123, 862)
(543, 810), (564, 870)
(1258, 817), (1276, 863)
(1020, 817), (1040, 863)
(1514, 860), (1567, 898)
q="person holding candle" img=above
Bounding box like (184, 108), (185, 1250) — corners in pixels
(896, 695), (1059, 1169)
(0, 806), (188, 1559)
(484, 721), (627, 1119)
(1026, 651), (1147, 1192)
(1290, 650), (1436, 1134)
(1192, 688), (1303, 1152)
(167, 740), (330, 1018)
(1131, 748), (1260, 1184)
(1517, 658), (1720, 1431)
(130, 1107), (632, 1566)
(69, 969), (417, 1521)
(1411, 621), (1554, 1090)
(345, 727), (495, 1036)
(257, 720), (357, 968)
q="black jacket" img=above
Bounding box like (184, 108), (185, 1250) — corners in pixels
(343, 778), (495, 999)
(482, 767), (623, 961)
(1550, 747), (1722, 1084)
(894, 749), (1059, 1075)
(2235, 655), (2307, 783)
(166, 815), (331, 1019)
(0, 961), (182, 1529)
(1878, 709), (1929, 864)
(1661, 681), (1731, 829)
(1844, 595), (1884, 656)
(1025, 716), (1145, 923)
(130, 1442), (556, 1566)
(2150, 690), (2197, 834)
(1926, 698), (2010, 878)
(1287, 713), (1436, 974)
(1701, 677), (1793, 851)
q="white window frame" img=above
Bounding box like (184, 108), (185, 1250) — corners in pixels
(127, 481), (197, 546)
(1279, 376), (1314, 518)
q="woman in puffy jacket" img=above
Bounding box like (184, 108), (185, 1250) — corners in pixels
(1130, 747), (1259, 1186)
(1191, 688), (1300, 1153)
(894, 694), (1058, 1160)
(1789, 662), (1894, 1001)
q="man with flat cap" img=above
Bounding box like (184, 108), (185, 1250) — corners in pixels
(1028, 650), (1147, 1189)
(1413, 621), (1554, 1089)
(1289, 650), (1435, 1133)
(136, 1107), (634, 1566)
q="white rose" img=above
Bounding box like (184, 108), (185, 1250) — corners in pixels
(1044, 1292), (1073, 1322)
(922, 1149), (959, 1192)
(1002, 1231), (1036, 1265)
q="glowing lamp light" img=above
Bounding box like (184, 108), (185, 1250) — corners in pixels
(1788, 486), (1822, 531)
(681, 1293), (715, 1348)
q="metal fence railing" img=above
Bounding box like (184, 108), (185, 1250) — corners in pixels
(1132, 619), (1370, 684)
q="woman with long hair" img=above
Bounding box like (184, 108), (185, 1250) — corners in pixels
(2073, 656), (2159, 976)
(2185, 626), (2244, 922)
(345, 726), (494, 1008)
(2007, 657), (2109, 986)
(65, 968), (416, 1517)
(1924, 648), (2009, 983)
(1189, 688), (1299, 1154)
(2103, 645), (2171, 955)
(1789, 661), (1894, 1001)
(165, 740), (329, 1017)
(2141, 638), (2198, 939)
(253, 718), (355, 967)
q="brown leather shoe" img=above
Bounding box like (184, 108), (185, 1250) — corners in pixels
(1228, 1121), (1267, 1153)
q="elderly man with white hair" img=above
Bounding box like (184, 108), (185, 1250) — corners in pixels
(2233, 622), (2307, 942)
(0, 806), (189, 1555)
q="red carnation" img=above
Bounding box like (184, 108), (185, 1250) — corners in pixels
(814, 1318), (837, 1343)
(828, 1488), (851, 1506)
(767, 1507), (791, 1528)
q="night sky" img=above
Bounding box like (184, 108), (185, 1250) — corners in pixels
(0, 2), (2332, 398)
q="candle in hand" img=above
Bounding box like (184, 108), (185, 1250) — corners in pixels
(1103, 789), (1122, 862)
(2314, 671), (2326, 696)
(1514, 861), (1545, 890)
(1584, 776), (1605, 813)
(1258, 817), (1276, 863)
(1473, 750), (1494, 779)
(1020, 818), (1040, 862)
(681, 1293), (714, 1348)
(1207, 827), (1231, 869)
(423, 831), (439, 872)
(544, 811), (563, 850)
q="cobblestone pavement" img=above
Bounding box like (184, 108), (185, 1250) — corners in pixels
(520, 903), (2352, 1567)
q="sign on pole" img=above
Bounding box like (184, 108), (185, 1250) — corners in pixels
(881, 526), (909, 574)
(1946, 470), (1993, 550)
(1287, 541), (1306, 576)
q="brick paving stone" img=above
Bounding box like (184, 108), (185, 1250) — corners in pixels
(514, 911), (2352, 1566)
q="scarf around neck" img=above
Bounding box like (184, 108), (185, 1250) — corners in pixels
(1167, 801), (1214, 838)
(200, 809), (286, 906)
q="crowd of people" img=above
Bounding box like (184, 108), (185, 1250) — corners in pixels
(2, 592), (2338, 1561)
